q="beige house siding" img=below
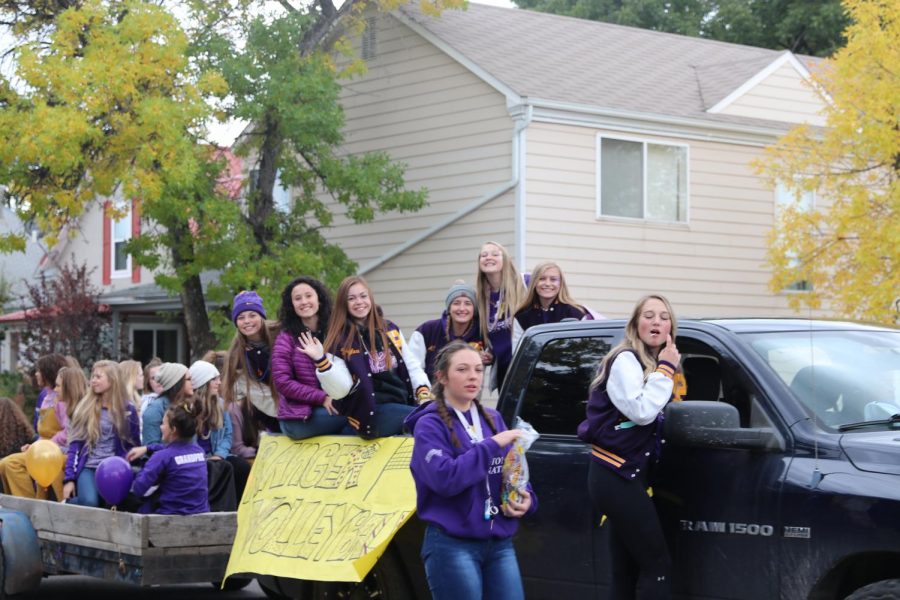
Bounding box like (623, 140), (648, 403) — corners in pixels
(321, 13), (517, 332)
(717, 61), (827, 127)
(56, 200), (153, 293)
(523, 121), (815, 319)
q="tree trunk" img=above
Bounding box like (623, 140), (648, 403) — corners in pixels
(179, 273), (217, 360)
(170, 221), (217, 360)
(249, 110), (281, 254)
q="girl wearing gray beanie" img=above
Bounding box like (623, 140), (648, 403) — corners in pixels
(409, 281), (487, 381)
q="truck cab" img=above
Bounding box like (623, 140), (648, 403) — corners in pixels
(501, 318), (900, 600)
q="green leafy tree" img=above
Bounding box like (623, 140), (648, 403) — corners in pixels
(0, 0), (233, 357)
(190, 0), (462, 330)
(756, 0), (899, 324)
(513, 0), (849, 57)
(1, 0), (461, 357)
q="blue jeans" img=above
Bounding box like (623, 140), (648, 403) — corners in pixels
(368, 403), (415, 437)
(70, 467), (100, 507)
(421, 525), (524, 600)
(279, 408), (348, 440)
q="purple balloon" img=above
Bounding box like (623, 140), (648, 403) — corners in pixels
(96, 456), (134, 506)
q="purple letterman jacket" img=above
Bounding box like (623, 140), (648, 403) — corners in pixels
(316, 321), (429, 438)
(577, 350), (676, 481)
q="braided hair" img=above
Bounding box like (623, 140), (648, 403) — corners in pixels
(430, 340), (496, 448)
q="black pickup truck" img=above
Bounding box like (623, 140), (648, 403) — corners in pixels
(260, 318), (900, 600)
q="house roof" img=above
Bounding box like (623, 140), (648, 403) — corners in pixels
(397, 2), (822, 128)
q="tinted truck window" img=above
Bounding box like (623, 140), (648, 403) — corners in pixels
(519, 336), (613, 435)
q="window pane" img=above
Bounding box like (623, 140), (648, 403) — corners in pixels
(601, 139), (642, 218)
(646, 144), (687, 221)
(775, 183), (813, 211)
(133, 330), (154, 366)
(114, 241), (128, 271)
(518, 336), (614, 435)
(156, 330), (179, 363)
(113, 216), (130, 239)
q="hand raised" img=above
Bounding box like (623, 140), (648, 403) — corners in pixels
(297, 331), (325, 361)
(659, 334), (681, 367)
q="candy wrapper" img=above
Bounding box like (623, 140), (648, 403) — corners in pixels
(501, 417), (540, 508)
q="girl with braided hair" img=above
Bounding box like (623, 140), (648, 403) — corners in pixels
(404, 340), (536, 600)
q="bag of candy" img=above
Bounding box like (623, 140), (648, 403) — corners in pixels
(501, 417), (540, 508)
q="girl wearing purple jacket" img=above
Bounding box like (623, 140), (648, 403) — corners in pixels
(63, 360), (141, 507)
(577, 295), (681, 600)
(127, 404), (209, 515)
(272, 277), (347, 440)
(405, 341), (535, 600)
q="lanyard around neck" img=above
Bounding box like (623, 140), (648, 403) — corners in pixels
(452, 406), (484, 443)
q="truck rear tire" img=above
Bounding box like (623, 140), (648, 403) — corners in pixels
(846, 579), (900, 600)
(260, 547), (414, 600)
(211, 576), (253, 591)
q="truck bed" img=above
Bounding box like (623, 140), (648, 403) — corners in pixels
(0, 494), (236, 586)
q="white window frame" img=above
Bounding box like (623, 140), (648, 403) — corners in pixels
(595, 133), (690, 224)
(774, 182), (816, 293)
(111, 201), (131, 278)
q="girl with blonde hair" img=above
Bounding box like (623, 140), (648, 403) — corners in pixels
(512, 261), (594, 349)
(577, 294), (681, 599)
(0, 366), (88, 500)
(475, 241), (526, 391)
(63, 360), (141, 506)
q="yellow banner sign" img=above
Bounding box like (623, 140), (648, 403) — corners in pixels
(225, 435), (416, 583)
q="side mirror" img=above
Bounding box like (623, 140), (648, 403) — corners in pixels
(665, 401), (782, 451)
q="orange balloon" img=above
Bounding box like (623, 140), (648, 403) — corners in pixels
(25, 439), (65, 488)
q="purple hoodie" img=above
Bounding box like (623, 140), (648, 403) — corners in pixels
(404, 401), (537, 540)
(132, 441), (210, 515)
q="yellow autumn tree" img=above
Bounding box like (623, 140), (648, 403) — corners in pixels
(757, 0), (899, 324)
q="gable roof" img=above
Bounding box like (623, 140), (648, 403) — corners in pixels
(396, 2), (823, 128)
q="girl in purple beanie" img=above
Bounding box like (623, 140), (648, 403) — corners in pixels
(222, 290), (280, 460)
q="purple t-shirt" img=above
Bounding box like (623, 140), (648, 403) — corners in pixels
(85, 409), (117, 469)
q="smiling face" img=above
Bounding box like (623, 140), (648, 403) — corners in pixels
(536, 266), (561, 306)
(291, 283), (320, 321)
(209, 376), (221, 397)
(346, 283), (372, 322)
(448, 296), (475, 327)
(479, 243), (503, 276)
(236, 310), (263, 340)
(439, 348), (484, 407)
(636, 297), (672, 353)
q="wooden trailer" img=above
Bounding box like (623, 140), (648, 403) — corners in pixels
(0, 494), (243, 596)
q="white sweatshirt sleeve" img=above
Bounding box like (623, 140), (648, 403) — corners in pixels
(606, 353), (674, 425)
(315, 354), (355, 400)
(399, 329), (431, 390)
(511, 320), (524, 353)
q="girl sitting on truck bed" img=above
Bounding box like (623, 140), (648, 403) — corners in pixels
(126, 404), (210, 515)
(63, 360), (141, 507)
